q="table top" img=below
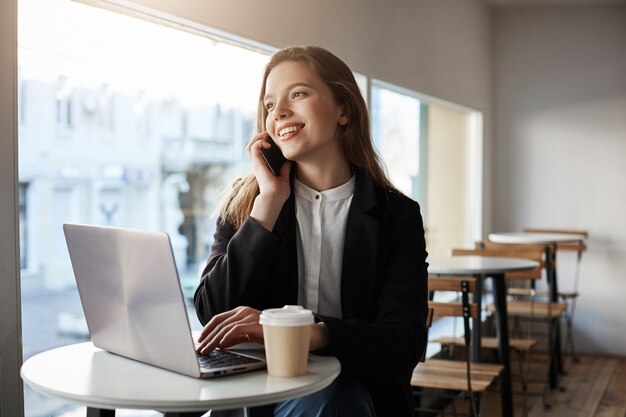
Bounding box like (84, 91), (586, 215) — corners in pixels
(429, 256), (539, 275)
(21, 342), (341, 412)
(488, 232), (587, 244)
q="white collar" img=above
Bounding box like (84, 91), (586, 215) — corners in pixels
(294, 175), (356, 202)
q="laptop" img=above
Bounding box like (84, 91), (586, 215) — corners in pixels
(63, 223), (266, 378)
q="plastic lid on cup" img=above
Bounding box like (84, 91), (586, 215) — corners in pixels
(259, 305), (314, 327)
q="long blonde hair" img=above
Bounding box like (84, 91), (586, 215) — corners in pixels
(220, 45), (397, 228)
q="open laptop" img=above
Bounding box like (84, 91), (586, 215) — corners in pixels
(63, 223), (266, 378)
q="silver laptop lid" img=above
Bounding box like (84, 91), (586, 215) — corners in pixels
(63, 223), (201, 378)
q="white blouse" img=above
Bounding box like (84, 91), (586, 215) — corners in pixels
(294, 175), (356, 318)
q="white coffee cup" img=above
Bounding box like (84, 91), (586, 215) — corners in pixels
(259, 305), (314, 377)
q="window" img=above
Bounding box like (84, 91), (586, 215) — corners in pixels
(97, 84), (115, 133)
(134, 90), (153, 138)
(370, 81), (483, 257)
(55, 76), (73, 129)
(18, 76), (27, 124)
(371, 82), (424, 202)
(18, 0), (271, 415)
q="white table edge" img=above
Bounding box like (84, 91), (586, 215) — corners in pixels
(20, 344), (341, 412)
(428, 256), (539, 275)
(21, 369), (341, 412)
(488, 232), (586, 244)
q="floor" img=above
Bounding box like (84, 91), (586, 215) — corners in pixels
(468, 353), (626, 417)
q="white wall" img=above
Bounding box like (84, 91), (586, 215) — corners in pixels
(493, 5), (626, 355)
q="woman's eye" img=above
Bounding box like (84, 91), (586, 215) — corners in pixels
(291, 91), (306, 99)
(265, 102), (274, 110)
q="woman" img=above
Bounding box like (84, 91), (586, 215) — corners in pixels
(194, 45), (428, 417)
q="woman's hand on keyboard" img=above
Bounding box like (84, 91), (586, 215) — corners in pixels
(195, 306), (263, 355)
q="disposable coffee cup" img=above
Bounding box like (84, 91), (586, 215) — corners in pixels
(259, 305), (314, 377)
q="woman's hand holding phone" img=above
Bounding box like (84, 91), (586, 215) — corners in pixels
(260, 135), (286, 176)
(246, 132), (291, 231)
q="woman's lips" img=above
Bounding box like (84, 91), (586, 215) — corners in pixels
(277, 123), (305, 140)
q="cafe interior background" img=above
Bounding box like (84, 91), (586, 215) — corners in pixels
(1, 0), (625, 415)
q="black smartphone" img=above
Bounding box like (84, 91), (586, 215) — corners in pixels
(260, 135), (286, 176)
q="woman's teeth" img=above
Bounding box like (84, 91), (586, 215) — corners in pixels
(279, 125), (303, 137)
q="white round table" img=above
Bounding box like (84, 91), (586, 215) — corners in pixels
(429, 255), (539, 275)
(21, 342), (341, 414)
(488, 232), (586, 245)
(428, 255), (538, 417)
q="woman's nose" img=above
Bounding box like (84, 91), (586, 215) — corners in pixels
(272, 100), (291, 119)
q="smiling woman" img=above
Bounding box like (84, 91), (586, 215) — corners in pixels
(194, 45), (429, 417)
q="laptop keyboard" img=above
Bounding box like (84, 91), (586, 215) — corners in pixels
(197, 350), (261, 369)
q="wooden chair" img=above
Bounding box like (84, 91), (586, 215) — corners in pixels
(471, 242), (568, 321)
(438, 247), (541, 355)
(455, 244), (566, 410)
(412, 277), (503, 417)
(523, 228), (588, 362)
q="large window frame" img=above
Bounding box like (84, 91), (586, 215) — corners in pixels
(1, 1), (24, 416)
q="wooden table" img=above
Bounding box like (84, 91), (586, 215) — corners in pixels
(21, 342), (341, 416)
(429, 255), (539, 417)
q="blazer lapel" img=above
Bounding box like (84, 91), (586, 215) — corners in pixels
(271, 191), (299, 304)
(341, 171), (380, 319)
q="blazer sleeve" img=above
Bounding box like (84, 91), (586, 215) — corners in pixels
(314, 200), (429, 382)
(193, 216), (284, 325)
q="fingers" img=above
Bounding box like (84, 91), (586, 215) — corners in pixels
(198, 315), (259, 354)
(196, 308), (246, 352)
(219, 321), (263, 349)
(245, 132), (270, 157)
(196, 308), (238, 345)
(195, 306), (262, 355)
(246, 133), (277, 180)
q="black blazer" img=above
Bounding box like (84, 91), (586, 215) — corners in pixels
(194, 169), (429, 417)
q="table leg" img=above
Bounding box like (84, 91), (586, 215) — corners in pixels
(546, 245), (566, 384)
(491, 273), (513, 417)
(87, 408), (115, 417)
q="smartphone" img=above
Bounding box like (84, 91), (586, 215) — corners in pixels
(259, 135), (286, 176)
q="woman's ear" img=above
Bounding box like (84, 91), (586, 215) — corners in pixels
(338, 106), (349, 126)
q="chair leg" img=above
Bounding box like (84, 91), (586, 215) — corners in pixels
(478, 393), (486, 417)
(469, 392), (480, 417)
(566, 315), (580, 363)
(513, 316), (523, 338)
(564, 298), (580, 364)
